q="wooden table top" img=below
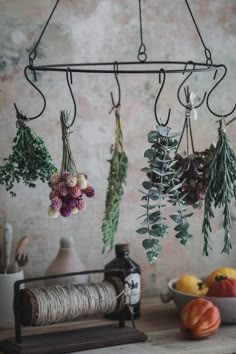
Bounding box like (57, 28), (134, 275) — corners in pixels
(0, 297), (236, 354)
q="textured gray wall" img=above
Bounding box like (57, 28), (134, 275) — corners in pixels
(0, 0), (236, 296)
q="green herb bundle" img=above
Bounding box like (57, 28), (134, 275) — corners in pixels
(0, 120), (57, 197)
(102, 108), (128, 252)
(202, 123), (236, 256)
(137, 126), (193, 263)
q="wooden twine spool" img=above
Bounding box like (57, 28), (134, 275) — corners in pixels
(20, 277), (124, 326)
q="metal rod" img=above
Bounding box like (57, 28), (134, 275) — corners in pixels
(29, 62), (223, 75)
(29, 60), (223, 68)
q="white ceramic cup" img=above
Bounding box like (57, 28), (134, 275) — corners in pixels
(0, 271), (24, 329)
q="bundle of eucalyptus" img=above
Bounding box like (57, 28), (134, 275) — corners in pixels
(202, 121), (236, 256)
(0, 118), (57, 197)
(48, 111), (95, 219)
(137, 126), (193, 263)
(102, 107), (128, 252)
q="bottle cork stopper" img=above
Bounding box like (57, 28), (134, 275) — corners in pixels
(115, 243), (129, 253)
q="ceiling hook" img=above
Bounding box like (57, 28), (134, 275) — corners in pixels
(61, 67), (77, 129)
(154, 68), (171, 126)
(13, 65), (46, 122)
(110, 61), (121, 109)
(177, 61), (207, 109)
(206, 64), (236, 118)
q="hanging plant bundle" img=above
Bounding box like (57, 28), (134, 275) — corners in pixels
(202, 123), (236, 256)
(174, 90), (215, 208)
(175, 145), (215, 208)
(137, 126), (193, 264)
(0, 119), (57, 197)
(102, 107), (128, 252)
(48, 111), (95, 219)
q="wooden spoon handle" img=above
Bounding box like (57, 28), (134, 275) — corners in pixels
(15, 236), (30, 257)
(4, 223), (13, 267)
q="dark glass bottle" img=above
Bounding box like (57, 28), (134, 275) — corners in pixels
(104, 243), (141, 320)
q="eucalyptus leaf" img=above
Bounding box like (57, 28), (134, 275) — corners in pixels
(144, 149), (155, 159)
(142, 238), (157, 249)
(142, 181), (153, 189)
(136, 227), (149, 234)
(170, 214), (182, 224)
(174, 222), (189, 232)
(141, 204), (156, 209)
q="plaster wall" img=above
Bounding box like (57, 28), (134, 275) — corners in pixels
(0, 0), (236, 296)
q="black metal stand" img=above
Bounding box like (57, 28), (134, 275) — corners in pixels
(0, 269), (147, 354)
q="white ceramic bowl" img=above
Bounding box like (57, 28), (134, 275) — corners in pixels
(160, 276), (236, 325)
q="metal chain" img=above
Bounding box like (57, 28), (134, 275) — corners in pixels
(28, 0), (60, 68)
(185, 0), (213, 67)
(137, 0), (147, 62)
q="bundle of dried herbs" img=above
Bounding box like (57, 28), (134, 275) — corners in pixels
(175, 145), (215, 208)
(202, 122), (236, 256)
(137, 126), (193, 263)
(0, 120), (57, 197)
(48, 111), (95, 219)
(102, 108), (128, 252)
(175, 89), (215, 208)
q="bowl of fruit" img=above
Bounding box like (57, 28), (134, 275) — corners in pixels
(160, 267), (236, 324)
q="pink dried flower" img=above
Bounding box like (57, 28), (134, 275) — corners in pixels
(49, 190), (57, 200)
(58, 181), (68, 197)
(69, 186), (81, 198)
(49, 172), (60, 185)
(51, 196), (62, 211)
(60, 205), (72, 217)
(66, 175), (77, 188)
(62, 171), (71, 180)
(84, 186), (95, 198)
(77, 199), (86, 211)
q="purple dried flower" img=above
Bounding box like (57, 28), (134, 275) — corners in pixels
(60, 205), (72, 217)
(63, 196), (77, 208)
(84, 186), (95, 198)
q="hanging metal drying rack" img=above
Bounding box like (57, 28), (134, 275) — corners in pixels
(14, 0), (236, 125)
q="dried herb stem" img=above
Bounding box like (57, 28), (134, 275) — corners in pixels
(102, 108), (128, 252)
(0, 120), (57, 197)
(202, 125), (236, 255)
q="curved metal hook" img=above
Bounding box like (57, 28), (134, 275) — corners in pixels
(206, 64), (236, 118)
(154, 69), (171, 126)
(177, 61), (207, 109)
(61, 67), (77, 129)
(110, 61), (121, 109)
(13, 65), (46, 121)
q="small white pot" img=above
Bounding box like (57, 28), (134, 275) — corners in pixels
(0, 271), (24, 329)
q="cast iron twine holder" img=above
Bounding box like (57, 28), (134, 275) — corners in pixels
(13, 268), (131, 344)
